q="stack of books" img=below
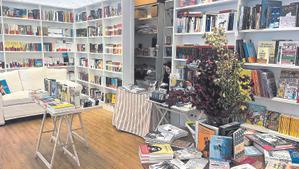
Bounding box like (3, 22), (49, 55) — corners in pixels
(139, 143), (174, 164)
(157, 124), (189, 140)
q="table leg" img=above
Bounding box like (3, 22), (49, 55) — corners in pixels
(154, 107), (169, 131)
(64, 114), (80, 166)
(78, 113), (89, 147)
(35, 111), (47, 156)
(49, 116), (63, 169)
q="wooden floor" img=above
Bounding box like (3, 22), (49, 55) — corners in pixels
(0, 109), (144, 169)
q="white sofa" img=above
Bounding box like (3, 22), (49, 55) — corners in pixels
(0, 67), (79, 125)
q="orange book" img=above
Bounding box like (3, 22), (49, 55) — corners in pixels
(196, 121), (218, 158)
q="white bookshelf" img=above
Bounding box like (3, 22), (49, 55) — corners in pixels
(172, 0), (299, 125)
(74, 0), (134, 105)
(0, 0), (134, 107)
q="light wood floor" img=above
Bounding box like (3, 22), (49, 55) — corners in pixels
(0, 109), (144, 169)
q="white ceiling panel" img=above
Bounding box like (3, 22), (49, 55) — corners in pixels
(5, 0), (102, 8)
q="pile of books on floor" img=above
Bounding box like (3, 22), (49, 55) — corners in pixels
(139, 121), (299, 169)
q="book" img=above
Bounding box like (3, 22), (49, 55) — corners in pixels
(279, 41), (299, 65)
(209, 159), (230, 169)
(195, 121), (218, 158)
(289, 117), (299, 138)
(0, 80), (11, 95)
(184, 158), (208, 169)
(245, 103), (267, 126)
(175, 147), (202, 160)
(171, 139), (193, 149)
(143, 131), (174, 144)
(265, 160), (287, 169)
(149, 159), (185, 169)
(278, 114), (291, 135)
(231, 164), (256, 169)
(139, 143), (174, 164)
(279, 3), (299, 28)
(289, 149), (299, 164)
(257, 41), (277, 64)
(264, 150), (292, 164)
(233, 128), (245, 159)
(244, 146), (263, 156)
(252, 133), (294, 150)
(264, 111), (280, 131)
(209, 135), (233, 161)
(157, 124), (188, 140)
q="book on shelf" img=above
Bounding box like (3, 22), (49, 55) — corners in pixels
(279, 41), (299, 66)
(257, 41), (277, 64)
(4, 41), (42, 52)
(280, 3), (299, 28)
(249, 69), (277, 98)
(2, 6), (40, 19)
(43, 10), (73, 23)
(176, 11), (203, 33)
(103, 2), (121, 18)
(195, 121), (218, 158)
(106, 77), (122, 89)
(76, 28), (88, 37)
(277, 70), (299, 101)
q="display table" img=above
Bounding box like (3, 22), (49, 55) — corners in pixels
(148, 100), (203, 131)
(112, 88), (153, 137)
(34, 93), (101, 169)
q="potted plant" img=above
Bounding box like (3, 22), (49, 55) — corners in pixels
(167, 28), (253, 126)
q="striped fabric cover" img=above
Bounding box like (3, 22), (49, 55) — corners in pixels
(112, 88), (153, 137)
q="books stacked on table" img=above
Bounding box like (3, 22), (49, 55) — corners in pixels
(47, 100), (75, 113)
(139, 144), (174, 164)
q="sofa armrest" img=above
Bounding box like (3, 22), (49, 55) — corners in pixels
(0, 95), (5, 125)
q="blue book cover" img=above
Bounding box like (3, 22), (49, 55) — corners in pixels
(0, 80), (11, 95)
(289, 149), (299, 164)
(209, 135), (233, 161)
(243, 43), (249, 59)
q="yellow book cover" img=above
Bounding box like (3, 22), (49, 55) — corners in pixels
(257, 47), (269, 64)
(111, 94), (116, 104)
(52, 103), (74, 109)
(278, 115), (291, 135)
(290, 117), (299, 138)
(139, 144), (174, 155)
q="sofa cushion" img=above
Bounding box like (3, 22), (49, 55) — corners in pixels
(2, 91), (34, 106)
(0, 80), (11, 95)
(19, 68), (45, 91)
(46, 69), (67, 81)
(0, 70), (23, 92)
(3, 102), (44, 120)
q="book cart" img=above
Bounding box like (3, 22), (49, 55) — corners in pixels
(172, 0), (299, 143)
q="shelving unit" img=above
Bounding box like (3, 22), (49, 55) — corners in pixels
(74, 0), (134, 107)
(172, 0), (299, 129)
(0, 0), (75, 80)
(0, 0), (134, 109)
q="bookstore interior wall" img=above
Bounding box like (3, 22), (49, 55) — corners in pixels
(0, 0), (134, 108)
(172, 0), (299, 125)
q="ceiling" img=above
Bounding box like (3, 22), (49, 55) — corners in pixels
(6, 0), (102, 8)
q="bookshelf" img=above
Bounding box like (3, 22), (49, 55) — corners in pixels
(0, 0), (75, 78)
(0, 0), (134, 109)
(74, 0), (134, 107)
(172, 0), (299, 125)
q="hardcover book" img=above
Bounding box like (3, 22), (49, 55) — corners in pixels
(279, 41), (299, 65)
(245, 103), (267, 126)
(209, 159), (230, 169)
(209, 135), (233, 161)
(264, 111), (280, 131)
(257, 41), (277, 64)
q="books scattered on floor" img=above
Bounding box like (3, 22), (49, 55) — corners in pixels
(149, 159), (185, 169)
(139, 143), (174, 164)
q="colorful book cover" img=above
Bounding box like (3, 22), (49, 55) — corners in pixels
(233, 128), (245, 159)
(289, 149), (299, 164)
(279, 41), (299, 65)
(289, 117), (299, 138)
(257, 41), (277, 64)
(0, 80), (11, 95)
(257, 47), (270, 64)
(196, 121), (218, 158)
(264, 111), (281, 131)
(139, 144), (174, 156)
(209, 135), (232, 161)
(245, 103), (267, 126)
